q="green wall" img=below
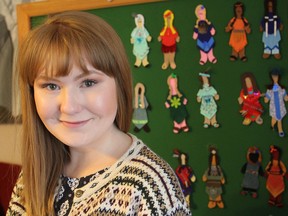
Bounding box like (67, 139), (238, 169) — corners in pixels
(32, 0), (288, 215)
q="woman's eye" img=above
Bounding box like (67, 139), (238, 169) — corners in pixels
(42, 83), (60, 91)
(81, 80), (97, 88)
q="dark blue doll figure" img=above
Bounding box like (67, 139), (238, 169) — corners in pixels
(241, 147), (264, 198)
(193, 4), (217, 65)
(260, 0), (283, 59)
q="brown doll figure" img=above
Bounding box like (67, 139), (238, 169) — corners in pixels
(225, 2), (251, 62)
(158, 10), (180, 70)
(238, 72), (263, 125)
(265, 145), (287, 207)
(264, 69), (288, 137)
(165, 73), (189, 133)
(202, 147), (225, 209)
(260, 0), (283, 59)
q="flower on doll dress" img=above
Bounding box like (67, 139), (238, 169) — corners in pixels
(170, 96), (181, 108)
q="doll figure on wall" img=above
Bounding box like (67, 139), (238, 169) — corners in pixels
(265, 145), (287, 207)
(225, 1), (251, 62)
(193, 5), (217, 65)
(197, 71), (220, 128)
(238, 72), (264, 126)
(241, 147), (264, 198)
(132, 83), (150, 132)
(202, 147), (225, 209)
(130, 14), (152, 67)
(264, 69), (288, 137)
(158, 10), (180, 70)
(260, 0), (283, 59)
(173, 149), (196, 207)
(165, 73), (189, 134)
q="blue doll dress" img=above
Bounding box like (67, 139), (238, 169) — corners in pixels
(131, 27), (150, 60)
(261, 13), (281, 54)
(266, 84), (287, 121)
(194, 22), (215, 53)
(197, 85), (218, 119)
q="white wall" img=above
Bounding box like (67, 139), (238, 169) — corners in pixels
(0, 124), (21, 165)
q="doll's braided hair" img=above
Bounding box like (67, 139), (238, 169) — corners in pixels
(241, 72), (259, 95)
(264, 0), (277, 15)
(267, 145), (283, 174)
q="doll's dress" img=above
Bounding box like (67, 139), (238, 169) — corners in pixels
(131, 27), (150, 60)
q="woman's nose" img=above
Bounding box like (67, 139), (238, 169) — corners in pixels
(59, 88), (82, 114)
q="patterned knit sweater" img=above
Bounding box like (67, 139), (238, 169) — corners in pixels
(7, 135), (192, 216)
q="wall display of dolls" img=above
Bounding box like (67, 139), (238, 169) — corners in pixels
(225, 1), (251, 62)
(165, 74), (189, 134)
(197, 71), (220, 128)
(202, 147), (225, 209)
(132, 83), (150, 132)
(264, 69), (288, 137)
(173, 149), (196, 207)
(192, 4), (217, 65)
(240, 147), (264, 198)
(158, 10), (180, 70)
(130, 14), (152, 68)
(238, 72), (264, 126)
(260, 0), (283, 59)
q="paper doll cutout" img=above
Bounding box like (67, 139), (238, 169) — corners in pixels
(225, 2), (251, 62)
(260, 0), (283, 59)
(165, 73), (189, 133)
(197, 71), (220, 128)
(173, 149), (196, 207)
(264, 69), (288, 137)
(130, 14), (152, 67)
(193, 5), (217, 65)
(265, 145), (287, 207)
(238, 72), (264, 125)
(202, 146), (225, 209)
(132, 83), (150, 132)
(241, 147), (264, 198)
(158, 10), (180, 70)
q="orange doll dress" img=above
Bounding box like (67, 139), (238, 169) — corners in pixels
(266, 161), (286, 198)
(228, 18), (248, 52)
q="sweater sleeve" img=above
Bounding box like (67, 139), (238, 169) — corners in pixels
(6, 172), (27, 216)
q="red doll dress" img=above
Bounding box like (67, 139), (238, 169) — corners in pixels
(160, 27), (179, 53)
(266, 161), (285, 198)
(239, 88), (263, 121)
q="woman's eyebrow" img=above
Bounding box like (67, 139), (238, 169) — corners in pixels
(74, 69), (104, 81)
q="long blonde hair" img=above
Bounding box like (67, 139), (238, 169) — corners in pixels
(18, 11), (132, 215)
(160, 10), (177, 36)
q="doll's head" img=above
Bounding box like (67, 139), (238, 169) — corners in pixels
(234, 1), (245, 18)
(195, 4), (206, 21)
(241, 72), (259, 95)
(270, 145), (281, 160)
(173, 149), (189, 166)
(246, 147), (262, 164)
(134, 82), (145, 109)
(265, 0), (277, 14)
(199, 72), (211, 87)
(167, 73), (182, 99)
(134, 14), (145, 28)
(267, 68), (284, 90)
(208, 146), (221, 175)
(163, 10), (174, 27)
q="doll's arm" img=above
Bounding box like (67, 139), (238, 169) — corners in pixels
(191, 175), (196, 183)
(197, 96), (201, 103)
(238, 96), (243, 104)
(214, 94), (220, 101)
(284, 94), (288, 102)
(165, 101), (170, 108)
(146, 35), (152, 42)
(225, 20), (233, 32)
(158, 35), (162, 42)
(183, 98), (188, 105)
(130, 38), (134, 44)
(210, 27), (216, 36)
(176, 36), (180, 43)
(241, 163), (247, 174)
(279, 23), (284, 31)
(193, 32), (198, 40)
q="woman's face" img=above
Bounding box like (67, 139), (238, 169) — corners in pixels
(33, 63), (118, 149)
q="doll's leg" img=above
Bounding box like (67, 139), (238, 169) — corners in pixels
(162, 53), (169, 70)
(143, 124), (151, 133)
(207, 49), (217, 64)
(216, 195), (224, 208)
(271, 117), (277, 129)
(268, 193), (276, 206)
(255, 115), (263, 125)
(239, 48), (247, 62)
(277, 120), (284, 137)
(180, 119), (189, 132)
(272, 46), (281, 60)
(203, 117), (210, 128)
(199, 50), (208, 65)
(134, 57), (141, 67)
(169, 52), (177, 69)
(173, 121), (181, 133)
(275, 194), (283, 207)
(142, 56), (149, 67)
(230, 49), (238, 61)
(211, 115), (219, 128)
(208, 196), (216, 208)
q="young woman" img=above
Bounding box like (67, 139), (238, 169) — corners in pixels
(7, 11), (191, 216)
